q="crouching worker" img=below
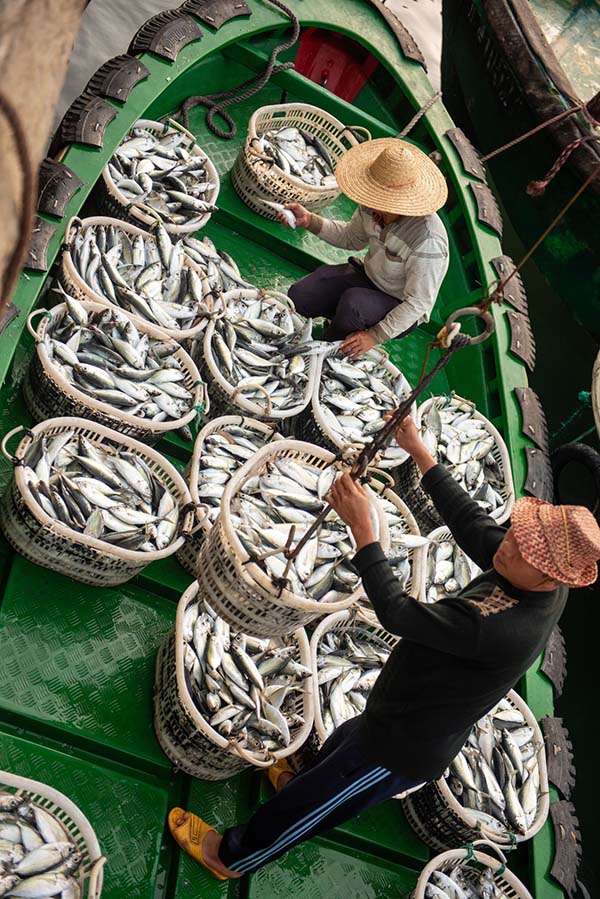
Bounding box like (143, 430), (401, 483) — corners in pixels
(167, 416), (600, 880)
(281, 138), (449, 358)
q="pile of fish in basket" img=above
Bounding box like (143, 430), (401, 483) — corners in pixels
(0, 108), (546, 873)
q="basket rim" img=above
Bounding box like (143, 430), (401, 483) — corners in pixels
(310, 609), (399, 744)
(62, 216), (212, 340)
(31, 300), (205, 433)
(313, 349), (416, 466)
(413, 844), (534, 899)
(202, 291), (319, 420)
(101, 117), (220, 233)
(9, 416), (193, 561)
(434, 688), (550, 844)
(174, 582), (314, 765)
(416, 393), (515, 524)
(216, 438), (389, 612)
(246, 102), (359, 195)
(0, 769), (105, 899)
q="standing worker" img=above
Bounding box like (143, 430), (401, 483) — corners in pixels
(281, 138), (449, 358)
(167, 416), (600, 880)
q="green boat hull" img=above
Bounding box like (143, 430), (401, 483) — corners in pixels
(442, 0), (600, 340)
(0, 2), (566, 897)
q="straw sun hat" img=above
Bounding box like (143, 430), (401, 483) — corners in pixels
(511, 496), (600, 587)
(335, 137), (448, 216)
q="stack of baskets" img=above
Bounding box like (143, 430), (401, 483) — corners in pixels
(0, 770), (105, 898)
(198, 289), (318, 425)
(24, 300), (207, 445)
(60, 216), (212, 344)
(97, 118), (220, 233)
(394, 395), (515, 534)
(153, 582), (314, 780)
(176, 415), (281, 575)
(409, 841), (534, 899)
(0, 417), (194, 586)
(231, 102), (369, 220)
(402, 690), (549, 851)
(196, 439), (390, 637)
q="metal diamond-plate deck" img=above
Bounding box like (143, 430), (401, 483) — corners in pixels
(248, 838), (419, 898)
(0, 556), (176, 768)
(0, 727), (170, 899)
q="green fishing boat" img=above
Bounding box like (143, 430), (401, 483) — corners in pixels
(441, 0), (600, 339)
(0, 1), (575, 897)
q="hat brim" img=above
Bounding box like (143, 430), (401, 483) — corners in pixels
(335, 138), (448, 216)
(511, 497), (598, 588)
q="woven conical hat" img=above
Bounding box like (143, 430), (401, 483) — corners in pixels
(335, 138), (448, 215)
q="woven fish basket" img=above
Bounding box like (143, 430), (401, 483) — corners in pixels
(310, 609), (399, 751)
(394, 394), (515, 533)
(0, 770), (106, 898)
(409, 840), (534, 899)
(231, 103), (369, 220)
(419, 525), (482, 604)
(296, 349), (416, 468)
(97, 118), (220, 234)
(60, 216), (213, 342)
(198, 289), (319, 422)
(401, 690), (549, 851)
(24, 300), (207, 445)
(0, 417), (195, 586)
(196, 439), (390, 638)
(153, 582), (314, 780)
(176, 415), (282, 576)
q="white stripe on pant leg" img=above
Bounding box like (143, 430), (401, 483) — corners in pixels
(232, 768), (390, 874)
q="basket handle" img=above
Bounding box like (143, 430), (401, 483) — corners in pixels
(86, 855), (107, 899)
(229, 741), (275, 769)
(1, 426), (27, 465)
(165, 117), (199, 147)
(372, 469), (396, 489)
(468, 839), (508, 864)
(342, 125), (372, 143)
(247, 137), (273, 164)
(210, 291), (228, 321)
(188, 503), (211, 535)
(232, 382), (273, 418)
(26, 308), (53, 342)
(63, 215), (83, 248)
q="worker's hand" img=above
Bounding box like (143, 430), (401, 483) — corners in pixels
(341, 330), (378, 359)
(326, 473), (376, 549)
(385, 414), (437, 475)
(282, 203), (311, 228)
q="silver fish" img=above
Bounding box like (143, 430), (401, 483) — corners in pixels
(424, 531), (481, 602)
(255, 126), (336, 188)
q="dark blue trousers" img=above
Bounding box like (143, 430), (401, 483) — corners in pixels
(219, 717), (423, 874)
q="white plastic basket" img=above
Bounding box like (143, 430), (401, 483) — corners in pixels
(0, 770), (106, 898)
(395, 393), (515, 532)
(99, 118), (219, 234)
(60, 216), (213, 342)
(0, 417), (195, 586)
(411, 841), (534, 899)
(199, 289), (319, 421)
(419, 526), (482, 604)
(176, 415), (281, 575)
(231, 102), (369, 219)
(402, 690), (549, 851)
(196, 439), (390, 637)
(310, 609), (399, 749)
(298, 349), (416, 468)
(24, 301), (207, 445)
(153, 582), (314, 780)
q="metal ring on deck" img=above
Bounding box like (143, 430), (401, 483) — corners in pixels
(442, 305), (495, 346)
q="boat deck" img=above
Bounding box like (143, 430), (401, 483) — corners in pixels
(0, 2), (562, 896)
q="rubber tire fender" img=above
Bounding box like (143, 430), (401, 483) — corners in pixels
(550, 442), (600, 521)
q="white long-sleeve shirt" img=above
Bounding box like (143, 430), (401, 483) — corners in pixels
(309, 206), (449, 342)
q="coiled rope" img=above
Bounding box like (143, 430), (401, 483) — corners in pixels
(170, 0), (299, 139)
